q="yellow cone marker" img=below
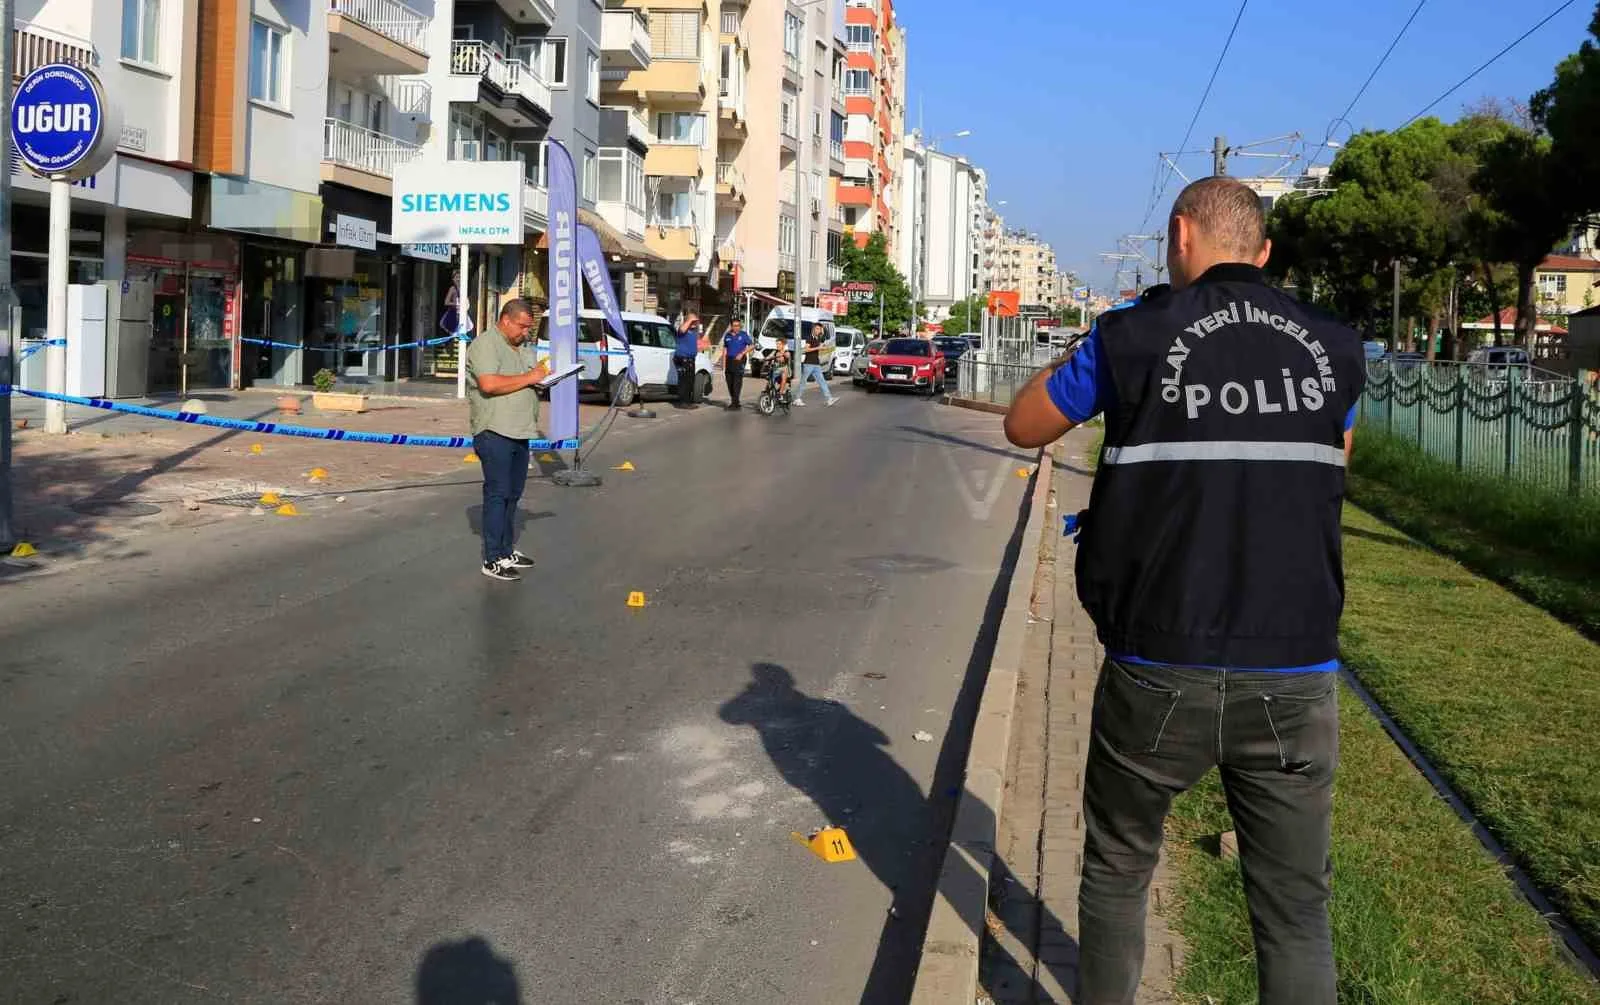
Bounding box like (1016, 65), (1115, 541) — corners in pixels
(463, 452), (479, 464)
(792, 827), (857, 863)
(259, 491), (282, 506)
(249, 443), (264, 455)
(626, 591), (647, 608)
(1015, 467), (1031, 478)
(538, 452), (557, 463)
(613, 460), (635, 472)
(275, 503), (299, 517)
(9, 542), (38, 558)
(308, 467), (328, 480)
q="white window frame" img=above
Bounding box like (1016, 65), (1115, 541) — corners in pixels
(653, 10), (701, 60)
(654, 111), (705, 146)
(783, 12), (801, 57)
(843, 69), (872, 95)
(779, 214), (797, 255)
(655, 189), (695, 228)
(121, 0), (161, 66)
(586, 49), (600, 103)
(249, 20), (289, 108)
(582, 150), (598, 201)
(846, 24), (873, 52)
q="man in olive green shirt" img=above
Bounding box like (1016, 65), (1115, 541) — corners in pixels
(467, 298), (549, 581)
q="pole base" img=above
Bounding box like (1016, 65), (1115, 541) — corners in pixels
(551, 468), (603, 488)
(627, 406), (657, 419)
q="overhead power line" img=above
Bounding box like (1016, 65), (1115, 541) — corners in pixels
(1307, 0), (1428, 166)
(1401, 0), (1578, 127)
(1138, 0), (1250, 231)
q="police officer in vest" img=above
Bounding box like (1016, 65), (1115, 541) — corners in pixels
(1005, 177), (1364, 1005)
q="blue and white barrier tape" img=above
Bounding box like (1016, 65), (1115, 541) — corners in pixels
(15, 338), (66, 362)
(240, 335), (630, 359)
(0, 386), (581, 451)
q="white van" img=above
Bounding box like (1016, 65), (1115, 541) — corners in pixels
(752, 305), (837, 377)
(831, 325), (867, 375)
(537, 310), (715, 406)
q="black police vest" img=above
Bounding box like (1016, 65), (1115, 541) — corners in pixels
(1078, 264), (1366, 668)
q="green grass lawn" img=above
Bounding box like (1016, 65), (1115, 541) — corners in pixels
(1164, 503), (1600, 1002)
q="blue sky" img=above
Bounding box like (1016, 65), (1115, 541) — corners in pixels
(899, 0), (1596, 292)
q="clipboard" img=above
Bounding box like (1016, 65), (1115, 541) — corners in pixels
(537, 362), (585, 388)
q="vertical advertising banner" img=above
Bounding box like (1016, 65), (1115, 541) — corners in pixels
(545, 141), (580, 441)
(576, 225), (638, 384)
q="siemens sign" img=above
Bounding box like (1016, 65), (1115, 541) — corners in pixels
(391, 161), (524, 245)
(10, 63), (118, 179)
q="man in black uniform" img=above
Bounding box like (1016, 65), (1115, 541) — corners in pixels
(1005, 177), (1364, 1005)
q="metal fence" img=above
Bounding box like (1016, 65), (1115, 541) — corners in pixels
(954, 359), (1040, 405)
(1360, 360), (1600, 497)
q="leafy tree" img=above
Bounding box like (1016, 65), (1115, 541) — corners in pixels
(939, 294), (988, 336)
(836, 232), (913, 334)
(1472, 130), (1573, 347)
(1533, 4), (1600, 213)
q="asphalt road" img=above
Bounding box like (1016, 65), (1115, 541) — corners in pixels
(0, 382), (1040, 1004)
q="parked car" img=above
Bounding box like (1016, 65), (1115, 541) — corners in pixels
(1467, 346), (1532, 368)
(932, 335), (971, 381)
(832, 325), (867, 376)
(751, 305), (837, 378)
(864, 337), (948, 395)
(852, 339), (886, 385)
(1362, 340), (1387, 361)
(536, 309), (715, 405)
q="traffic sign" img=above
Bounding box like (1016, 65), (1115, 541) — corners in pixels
(10, 63), (116, 179)
(840, 281), (876, 304)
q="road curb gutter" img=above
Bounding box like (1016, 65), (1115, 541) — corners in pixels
(910, 446), (1054, 1003)
(942, 394), (1009, 416)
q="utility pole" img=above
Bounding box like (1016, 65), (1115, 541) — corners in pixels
(1391, 259), (1402, 353)
(1, 0), (16, 550)
(1213, 135), (1228, 176)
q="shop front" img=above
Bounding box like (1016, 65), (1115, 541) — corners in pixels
(119, 230), (242, 395)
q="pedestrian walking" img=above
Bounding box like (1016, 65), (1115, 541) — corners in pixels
(467, 298), (550, 582)
(673, 313), (707, 409)
(792, 325), (837, 407)
(721, 318), (754, 410)
(1004, 177), (1366, 1005)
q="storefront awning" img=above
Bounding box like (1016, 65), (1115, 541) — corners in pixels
(535, 208), (662, 265)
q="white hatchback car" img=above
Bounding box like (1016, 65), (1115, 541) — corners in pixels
(537, 310), (715, 405)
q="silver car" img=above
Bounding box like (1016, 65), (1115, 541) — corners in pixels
(852, 339), (886, 385)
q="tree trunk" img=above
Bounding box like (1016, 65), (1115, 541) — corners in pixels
(1516, 261), (1538, 353)
(1483, 261), (1504, 346)
(1425, 311), (1439, 360)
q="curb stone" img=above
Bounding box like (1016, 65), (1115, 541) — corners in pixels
(909, 445), (1053, 1004)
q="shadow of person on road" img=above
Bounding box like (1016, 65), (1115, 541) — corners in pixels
(719, 662), (937, 1004)
(415, 935), (523, 1005)
(463, 506), (556, 541)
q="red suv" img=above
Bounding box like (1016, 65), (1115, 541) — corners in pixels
(865, 337), (948, 396)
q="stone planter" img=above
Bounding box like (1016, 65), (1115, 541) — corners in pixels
(312, 392), (368, 414)
(277, 395), (303, 415)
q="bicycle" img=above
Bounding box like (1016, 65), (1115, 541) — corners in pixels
(756, 366), (793, 416)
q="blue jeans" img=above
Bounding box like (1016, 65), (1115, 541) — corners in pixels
(474, 430), (529, 564)
(795, 363), (833, 402)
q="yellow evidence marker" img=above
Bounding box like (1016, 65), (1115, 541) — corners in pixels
(613, 461), (635, 471)
(259, 491), (282, 506)
(275, 503), (299, 517)
(792, 826), (857, 863)
(626, 591), (647, 608)
(9, 542), (38, 558)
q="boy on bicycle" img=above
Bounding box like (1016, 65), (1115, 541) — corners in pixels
(769, 338), (792, 398)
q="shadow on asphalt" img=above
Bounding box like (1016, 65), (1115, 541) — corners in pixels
(716, 455), (1045, 1002)
(415, 935), (524, 1004)
(894, 424), (1038, 465)
(462, 506), (558, 540)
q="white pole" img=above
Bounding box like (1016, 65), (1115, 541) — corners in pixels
(456, 243), (470, 400)
(44, 177), (70, 434)
(793, 91), (805, 389)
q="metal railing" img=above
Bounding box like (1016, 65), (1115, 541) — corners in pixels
(381, 76), (431, 115)
(785, 52), (801, 77)
(451, 40), (548, 111)
(721, 11), (741, 34)
(779, 251), (796, 273)
(329, 0), (429, 50)
(1360, 359), (1600, 497)
(12, 22), (95, 75)
(322, 117), (422, 178)
(830, 138), (844, 161)
(955, 359), (1041, 406)
(715, 161), (743, 189)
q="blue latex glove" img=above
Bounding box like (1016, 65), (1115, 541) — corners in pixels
(1063, 511), (1085, 542)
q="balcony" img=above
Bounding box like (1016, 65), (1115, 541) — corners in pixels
(11, 22), (93, 77)
(718, 90), (747, 135)
(624, 107), (651, 148)
(448, 40), (552, 127)
(716, 161), (744, 203)
(524, 182), (549, 228)
(321, 117), (423, 195)
(647, 220), (700, 264)
(784, 51), (801, 86)
(328, 0), (429, 75)
(780, 116), (799, 154)
(828, 139), (845, 176)
(599, 200), (648, 239)
(827, 263), (844, 283)
(601, 8), (651, 71)
(380, 76), (432, 118)
(779, 251), (796, 274)
(616, 56), (706, 103)
(645, 143), (702, 179)
(487, 0), (556, 27)
(837, 183), (872, 207)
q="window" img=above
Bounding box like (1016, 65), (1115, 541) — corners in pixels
(586, 50), (600, 102)
(783, 12), (801, 57)
(652, 11), (700, 60)
(655, 190), (695, 227)
(844, 69), (872, 95)
(780, 94), (796, 136)
(846, 24), (873, 51)
(827, 231), (843, 264)
(655, 112), (705, 145)
(515, 140), (547, 185)
(813, 110), (822, 137)
(720, 44), (734, 95)
(121, 0), (160, 64)
(721, 10), (740, 34)
(779, 215), (797, 255)
(810, 229), (818, 258)
(582, 150), (598, 201)
(540, 37), (568, 85)
(249, 21), (288, 106)
(1538, 273), (1568, 297)
(815, 41), (826, 74)
(845, 207), (859, 226)
(452, 23), (476, 40)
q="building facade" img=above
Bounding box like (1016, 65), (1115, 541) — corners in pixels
(838, 0), (901, 253)
(897, 132), (985, 321)
(991, 230), (1059, 308)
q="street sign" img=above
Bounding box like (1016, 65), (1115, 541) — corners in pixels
(841, 281), (876, 304)
(817, 292), (848, 314)
(392, 160), (524, 244)
(10, 63), (116, 180)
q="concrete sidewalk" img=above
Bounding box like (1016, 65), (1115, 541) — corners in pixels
(979, 429), (1186, 1004)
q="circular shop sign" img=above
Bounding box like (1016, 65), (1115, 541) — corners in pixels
(10, 63), (108, 178)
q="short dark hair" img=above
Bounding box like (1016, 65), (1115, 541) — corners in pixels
(499, 298), (537, 322)
(729, 317), (742, 326)
(1170, 177), (1266, 258)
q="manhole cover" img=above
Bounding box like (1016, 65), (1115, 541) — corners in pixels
(70, 500), (163, 518)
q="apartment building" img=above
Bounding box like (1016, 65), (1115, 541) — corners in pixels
(991, 230), (1059, 308)
(838, 0), (902, 253)
(897, 132), (985, 321)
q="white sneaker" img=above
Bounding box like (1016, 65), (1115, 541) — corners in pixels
(793, 398), (806, 406)
(825, 397), (838, 407)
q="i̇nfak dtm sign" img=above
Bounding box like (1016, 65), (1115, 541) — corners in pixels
(10, 63), (118, 179)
